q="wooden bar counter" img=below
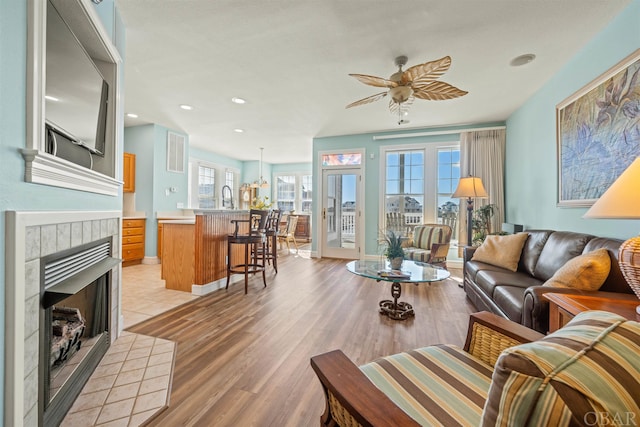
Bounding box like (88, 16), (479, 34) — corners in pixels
(161, 210), (249, 293)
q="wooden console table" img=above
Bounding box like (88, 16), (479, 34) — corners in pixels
(545, 293), (639, 332)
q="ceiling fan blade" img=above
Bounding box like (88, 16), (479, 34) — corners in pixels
(413, 81), (468, 100)
(349, 74), (398, 88)
(402, 56), (452, 84)
(346, 91), (388, 108)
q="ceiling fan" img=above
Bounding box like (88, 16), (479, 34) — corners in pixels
(346, 55), (468, 124)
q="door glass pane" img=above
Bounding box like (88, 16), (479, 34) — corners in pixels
(326, 173), (356, 249)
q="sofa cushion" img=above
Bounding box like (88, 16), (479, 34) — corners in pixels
(412, 224), (450, 250)
(518, 230), (553, 276)
(533, 231), (594, 281)
(471, 233), (529, 272)
(403, 247), (432, 263)
(492, 286), (527, 323)
(481, 311), (640, 426)
(543, 248), (611, 291)
(475, 270), (543, 299)
(361, 344), (493, 426)
(464, 260), (506, 283)
(583, 237), (631, 294)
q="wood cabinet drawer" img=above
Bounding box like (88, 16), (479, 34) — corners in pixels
(123, 226), (144, 236)
(122, 243), (145, 261)
(122, 234), (144, 245)
(123, 219), (145, 228)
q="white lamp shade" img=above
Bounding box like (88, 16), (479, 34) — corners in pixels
(452, 176), (489, 199)
(583, 157), (640, 219)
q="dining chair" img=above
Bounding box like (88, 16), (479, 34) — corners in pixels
(278, 214), (299, 253)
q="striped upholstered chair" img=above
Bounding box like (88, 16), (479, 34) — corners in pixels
(311, 310), (640, 426)
(402, 223), (452, 268)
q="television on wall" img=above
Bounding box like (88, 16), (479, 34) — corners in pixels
(45, 0), (109, 160)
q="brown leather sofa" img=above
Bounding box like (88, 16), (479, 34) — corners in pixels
(463, 229), (634, 333)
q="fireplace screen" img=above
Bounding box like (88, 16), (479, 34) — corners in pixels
(40, 237), (118, 426)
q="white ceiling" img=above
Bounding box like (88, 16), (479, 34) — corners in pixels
(115, 0), (630, 164)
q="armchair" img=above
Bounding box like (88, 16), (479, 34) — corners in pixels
(403, 223), (452, 268)
(311, 310), (640, 426)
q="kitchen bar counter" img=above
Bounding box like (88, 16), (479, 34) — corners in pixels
(161, 210), (249, 293)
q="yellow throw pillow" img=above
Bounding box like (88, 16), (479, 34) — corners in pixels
(543, 248), (611, 291)
(471, 233), (529, 272)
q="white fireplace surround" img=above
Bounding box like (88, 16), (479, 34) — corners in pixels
(4, 210), (122, 426)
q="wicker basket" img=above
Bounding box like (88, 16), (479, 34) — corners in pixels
(618, 237), (640, 316)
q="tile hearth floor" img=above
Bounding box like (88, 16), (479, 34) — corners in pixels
(62, 332), (176, 427)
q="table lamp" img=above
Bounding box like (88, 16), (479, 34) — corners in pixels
(452, 176), (488, 246)
(583, 157), (640, 317)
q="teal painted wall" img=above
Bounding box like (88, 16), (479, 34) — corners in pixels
(505, 0), (640, 240)
(190, 147), (244, 171)
(0, 0), (125, 420)
(124, 124), (189, 257)
(312, 124), (503, 255)
(272, 163), (312, 174)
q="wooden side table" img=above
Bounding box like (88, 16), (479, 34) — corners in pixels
(544, 293), (640, 332)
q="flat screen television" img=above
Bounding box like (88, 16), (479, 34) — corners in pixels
(45, 0), (108, 157)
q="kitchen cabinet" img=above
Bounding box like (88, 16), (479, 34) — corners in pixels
(123, 152), (135, 193)
(122, 218), (145, 266)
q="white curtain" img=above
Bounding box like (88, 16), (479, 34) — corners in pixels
(458, 129), (506, 247)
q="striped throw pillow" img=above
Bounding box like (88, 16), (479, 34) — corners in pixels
(481, 310), (640, 426)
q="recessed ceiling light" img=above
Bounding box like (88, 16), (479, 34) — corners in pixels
(179, 104), (193, 110)
(231, 97), (246, 104)
(126, 113), (138, 118)
(233, 128), (244, 133)
(510, 54), (536, 67)
(45, 95), (59, 102)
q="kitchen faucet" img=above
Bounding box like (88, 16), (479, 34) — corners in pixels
(222, 185), (234, 209)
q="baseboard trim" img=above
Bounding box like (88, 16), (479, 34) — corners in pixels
(141, 256), (160, 265)
(191, 276), (238, 296)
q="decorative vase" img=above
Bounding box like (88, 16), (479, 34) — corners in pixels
(390, 257), (403, 270)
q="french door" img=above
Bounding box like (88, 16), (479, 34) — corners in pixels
(321, 169), (361, 259)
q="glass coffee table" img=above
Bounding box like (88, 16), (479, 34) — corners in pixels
(347, 259), (451, 320)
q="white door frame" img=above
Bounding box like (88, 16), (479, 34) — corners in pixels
(316, 149), (365, 259)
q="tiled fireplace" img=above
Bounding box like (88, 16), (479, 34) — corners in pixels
(5, 211), (122, 426)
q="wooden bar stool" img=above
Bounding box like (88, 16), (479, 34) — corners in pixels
(226, 209), (269, 294)
(254, 209), (281, 273)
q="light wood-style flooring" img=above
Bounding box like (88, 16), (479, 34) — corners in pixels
(126, 251), (475, 426)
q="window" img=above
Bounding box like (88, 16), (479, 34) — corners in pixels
(437, 148), (461, 215)
(382, 143), (460, 240)
(274, 173), (312, 213)
(198, 166), (215, 208)
(301, 175), (313, 213)
(225, 170), (234, 190)
(188, 160), (240, 209)
(385, 150), (425, 228)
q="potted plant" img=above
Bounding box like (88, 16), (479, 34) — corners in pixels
(471, 203), (498, 245)
(382, 230), (405, 269)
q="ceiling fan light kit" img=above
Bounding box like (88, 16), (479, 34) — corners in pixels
(347, 55), (468, 125)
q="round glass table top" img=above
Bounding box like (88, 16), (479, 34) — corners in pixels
(346, 259), (450, 283)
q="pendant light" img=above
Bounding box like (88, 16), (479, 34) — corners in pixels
(251, 147), (269, 188)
